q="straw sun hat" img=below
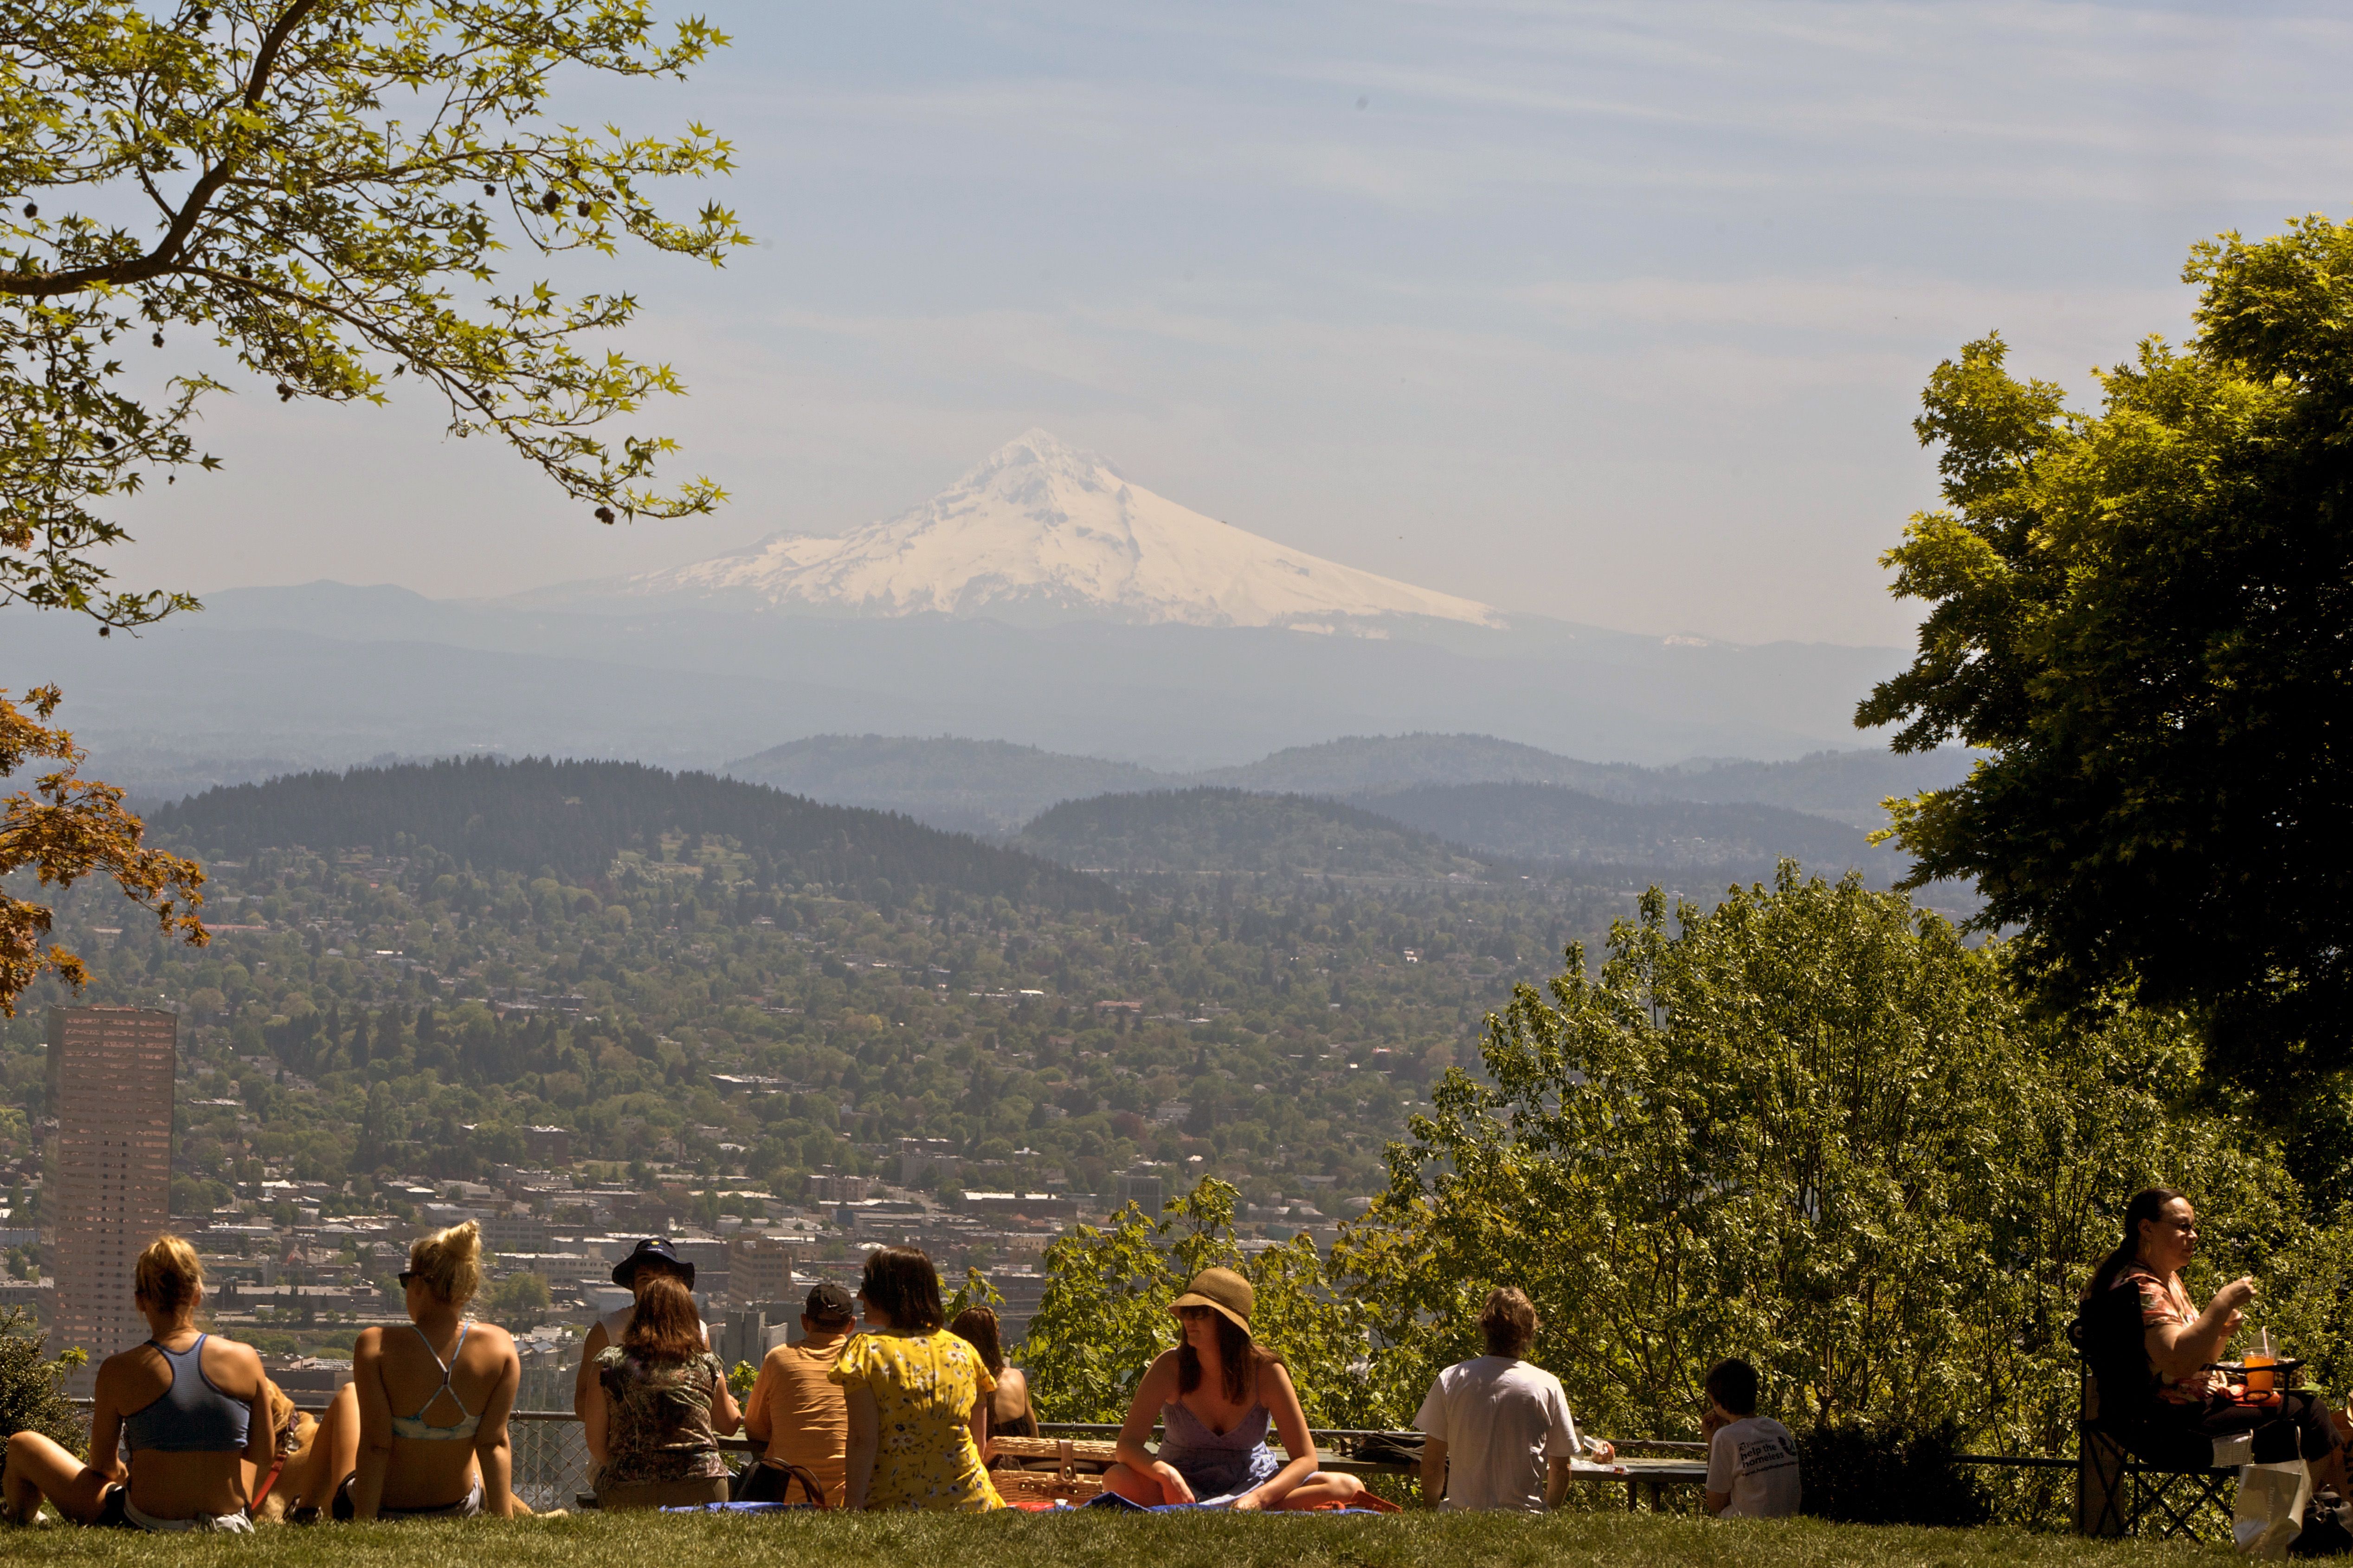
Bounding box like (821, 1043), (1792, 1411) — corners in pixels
(1168, 1267), (1254, 1337)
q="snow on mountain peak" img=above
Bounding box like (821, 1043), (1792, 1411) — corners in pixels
(625, 431), (1504, 630)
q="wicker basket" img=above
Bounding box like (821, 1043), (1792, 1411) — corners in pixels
(990, 1437), (1112, 1506)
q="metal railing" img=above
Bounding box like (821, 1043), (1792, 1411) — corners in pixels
(506, 1411), (593, 1513)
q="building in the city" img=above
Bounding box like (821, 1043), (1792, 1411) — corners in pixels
(46, 1006), (177, 1382)
(727, 1233), (794, 1305)
(480, 1209), (552, 1258)
(1115, 1168), (1164, 1214)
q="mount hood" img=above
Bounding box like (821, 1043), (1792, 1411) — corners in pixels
(582, 430), (1504, 630)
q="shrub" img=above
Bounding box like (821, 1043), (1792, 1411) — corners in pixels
(1798, 1419), (1989, 1527)
(0, 1306), (85, 1488)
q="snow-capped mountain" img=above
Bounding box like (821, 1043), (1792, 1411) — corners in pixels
(609, 430), (1505, 630)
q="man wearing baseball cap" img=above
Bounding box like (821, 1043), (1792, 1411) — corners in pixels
(571, 1239), (708, 1422)
(740, 1281), (860, 1505)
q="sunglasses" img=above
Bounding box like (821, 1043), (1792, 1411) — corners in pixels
(1177, 1305), (1216, 1320)
(397, 1270), (417, 1286)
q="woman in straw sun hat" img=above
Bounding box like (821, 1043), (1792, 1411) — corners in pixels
(1103, 1267), (1365, 1510)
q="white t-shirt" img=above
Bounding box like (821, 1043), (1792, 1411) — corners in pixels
(1707, 1415), (1802, 1519)
(1413, 1356), (1581, 1512)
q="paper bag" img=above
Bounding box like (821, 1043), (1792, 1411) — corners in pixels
(2235, 1458), (2313, 1558)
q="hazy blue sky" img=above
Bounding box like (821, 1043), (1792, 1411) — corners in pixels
(104, 0), (2353, 644)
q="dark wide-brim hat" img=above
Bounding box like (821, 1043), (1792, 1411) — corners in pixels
(1169, 1266), (1253, 1337)
(612, 1237), (695, 1289)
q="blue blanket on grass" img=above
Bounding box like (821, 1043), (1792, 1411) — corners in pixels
(659, 1497), (1392, 1517)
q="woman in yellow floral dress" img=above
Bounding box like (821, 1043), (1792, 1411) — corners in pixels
(832, 1247), (1004, 1511)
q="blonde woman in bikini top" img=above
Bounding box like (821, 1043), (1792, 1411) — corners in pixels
(348, 1221), (521, 1519)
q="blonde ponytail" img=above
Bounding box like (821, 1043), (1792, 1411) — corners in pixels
(134, 1234), (204, 1319)
(407, 1220), (485, 1306)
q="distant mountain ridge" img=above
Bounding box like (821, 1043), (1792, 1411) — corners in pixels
(1017, 789), (1495, 881)
(149, 757), (1114, 910)
(724, 732), (1972, 835)
(1359, 781), (1902, 880)
(538, 430), (1504, 631)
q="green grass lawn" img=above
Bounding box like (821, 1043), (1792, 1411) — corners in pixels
(0, 1509), (2236, 1568)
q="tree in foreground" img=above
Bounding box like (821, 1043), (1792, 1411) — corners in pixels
(1021, 1178), (1379, 1428)
(0, 0), (748, 1012)
(1337, 867), (2341, 1524)
(1859, 214), (2353, 1077)
(0, 1306), (84, 1490)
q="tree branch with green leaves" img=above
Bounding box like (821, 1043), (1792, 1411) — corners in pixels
(0, 0), (746, 1012)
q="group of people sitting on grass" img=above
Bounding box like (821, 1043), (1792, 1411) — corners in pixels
(2, 1218), (1806, 1531)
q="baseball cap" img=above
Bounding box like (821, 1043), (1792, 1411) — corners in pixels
(806, 1280), (855, 1320)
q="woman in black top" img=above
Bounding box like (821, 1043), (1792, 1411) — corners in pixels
(949, 1307), (1037, 1456)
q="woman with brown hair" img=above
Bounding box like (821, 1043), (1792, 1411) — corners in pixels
(833, 1247), (1004, 1510)
(1104, 1267), (1363, 1510)
(584, 1272), (741, 1510)
(347, 1220), (521, 1519)
(949, 1305), (1037, 1455)
(2077, 1187), (2347, 1491)
(2, 1236), (269, 1532)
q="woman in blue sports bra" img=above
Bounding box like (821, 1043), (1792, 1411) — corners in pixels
(2, 1236), (269, 1532)
(345, 1221), (522, 1519)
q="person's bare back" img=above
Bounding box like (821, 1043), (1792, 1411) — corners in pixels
(355, 1318), (518, 1510)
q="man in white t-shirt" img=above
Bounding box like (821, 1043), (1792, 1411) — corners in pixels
(1702, 1357), (1802, 1519)
(1413, 1286), (1612, 1511)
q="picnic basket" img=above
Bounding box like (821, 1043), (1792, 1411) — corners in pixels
(990, 1436), (1114, 1506)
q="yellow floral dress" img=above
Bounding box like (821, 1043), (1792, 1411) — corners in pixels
(831, 1330), (1004, 1511)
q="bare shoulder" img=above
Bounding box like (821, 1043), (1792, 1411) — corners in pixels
(1139, 1347), (1183, 1392)
(352, 1325), (387, 1361)
(579, 1320), (610, 1355)
(207, 1334), (267, 1390)
(1255, 1355), (1302, 1401)
(94, 1343), (157, 1402)
(464, 1320), (517, 1362)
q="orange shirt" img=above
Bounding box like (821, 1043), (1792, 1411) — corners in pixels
(748, 1330), (852, 1505)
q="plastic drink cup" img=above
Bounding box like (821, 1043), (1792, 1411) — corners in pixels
(2248, 1328), (2276, 1394)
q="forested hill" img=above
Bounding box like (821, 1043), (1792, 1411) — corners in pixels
(1359, 782), (1898, 880)
(1019, 789), (1495, 881)
(150, 757), (1114, 909)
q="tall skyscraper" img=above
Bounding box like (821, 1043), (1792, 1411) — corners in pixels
(46, 1006), (177, 1376)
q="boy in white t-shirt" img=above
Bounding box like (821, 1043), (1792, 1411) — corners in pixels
(1413, 1287), (1612, 1511)
(1702, 1358), (1802, 1519)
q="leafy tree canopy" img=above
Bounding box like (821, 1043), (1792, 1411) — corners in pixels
(0, 0), (746, 1012)
(1859, 214), (2353, 1069)
(483, 1269), (548, 1331)
(1338, 867), (2345, 1522)
(1022, 1178), (1375, 1429)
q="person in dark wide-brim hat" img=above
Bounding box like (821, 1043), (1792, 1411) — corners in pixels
(572, 1239), (706, 1422)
